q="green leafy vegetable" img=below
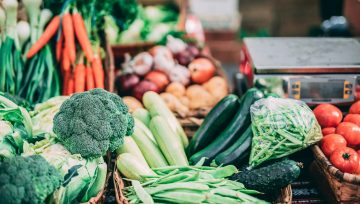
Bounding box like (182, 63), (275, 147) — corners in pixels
(249, 98), (322, 167)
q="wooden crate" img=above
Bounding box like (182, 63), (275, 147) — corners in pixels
(113, 168), (292, 204)
(311, 145), (360, 203)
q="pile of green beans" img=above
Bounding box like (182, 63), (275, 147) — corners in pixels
(123, 164), (269, 204)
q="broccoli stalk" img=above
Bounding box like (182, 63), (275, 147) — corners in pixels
(53, 89), (134, 158)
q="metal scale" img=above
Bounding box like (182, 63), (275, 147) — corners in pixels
(238, 37), (360, 105)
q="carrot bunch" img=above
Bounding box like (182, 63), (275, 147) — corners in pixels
(26, 11), (105, 96)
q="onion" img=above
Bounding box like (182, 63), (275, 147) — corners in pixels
(145, 71), (170, 91)
(132, 81), (159, 100)
(115, 74), (140, 96)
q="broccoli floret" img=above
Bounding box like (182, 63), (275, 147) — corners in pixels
(0, 155), (63, 204)
(53, 89), (134, 158)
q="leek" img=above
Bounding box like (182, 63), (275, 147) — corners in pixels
(23, 0), (42, 44)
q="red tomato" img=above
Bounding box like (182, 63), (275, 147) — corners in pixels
(322, 127), (336, 136)
(357, 150), (360, 174)
(350, 101), (360, 114)
(321, 134), (347, 157)
(188, 58), (216, 84)
(313, 104), (343, 128)
(145, 71), (170, 91)
(330, 147), (359, 173)
(336, 122), (360, 146)
(344, 114), (360, 126)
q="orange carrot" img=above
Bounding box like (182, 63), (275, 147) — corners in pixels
(62, 70), (70, 95)
(62, 13), (76, 63)
(86, 66), (95, 90)
(91, 55), (104, 89)
(73, 12), (94, 62)
(62, 47), (70, 72)
(74, 63), (86, 93)
(27, 16), (60, 58)
(67, 74), (75, 95)
(56, 31), (63, 62)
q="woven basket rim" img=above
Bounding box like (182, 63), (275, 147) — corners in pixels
(312, 145), (360, 185)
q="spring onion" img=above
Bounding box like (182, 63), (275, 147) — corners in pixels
(23, 0), (42, 44)
(16, 21), (30, 49)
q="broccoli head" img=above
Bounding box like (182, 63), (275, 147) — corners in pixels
(53, 89), (134, 158)
(0, 155), (63, 204)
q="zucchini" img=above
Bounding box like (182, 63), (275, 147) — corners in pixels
(230, 159), (301, 193)
(115, 136), (149, 168)
(143, 91), (188, 148)
(149, 116), (189, 166)
(213, 126), (252, 166)
(133, 108), (151, 127)
(189, 88), (264, 165)
(132, 119), (168, 168)
(187, 94), (239, 156)
(116, 153), (157, 181)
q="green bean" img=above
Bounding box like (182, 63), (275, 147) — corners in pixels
(153, 190), (206, 204)
(132, 180), (154, 204)
(206, 193), (239, 204)
(210, 165), (238, 179)
(146, 182), (209, 195)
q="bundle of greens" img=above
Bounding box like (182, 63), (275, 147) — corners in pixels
(0, 92), (33, 160)
(0, 0), (28, 95)
(109, 4), (179, 44)
(123, 163), (268, 204)
(249, 97), (322, 167)
(19, 0), (61, 104)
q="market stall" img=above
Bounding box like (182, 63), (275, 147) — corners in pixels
(1, 0), (360, 204)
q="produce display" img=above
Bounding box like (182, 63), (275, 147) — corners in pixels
(0, 89), (131, 203)
(1, 0), (359, 203)
(115, 36), (229, 116)
(315, 102), (360, 174)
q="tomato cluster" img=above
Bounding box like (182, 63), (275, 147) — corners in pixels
(314, 101), (360, 174)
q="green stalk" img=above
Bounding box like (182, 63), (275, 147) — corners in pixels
(23, 0), (42, 44)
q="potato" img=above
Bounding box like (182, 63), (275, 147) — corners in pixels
(186, 85), (216, 109)
(160, 93), (189, 117)
(123, 96), (143, 113)
(166, 82), (186, 98)
(203, 76), (228, 103)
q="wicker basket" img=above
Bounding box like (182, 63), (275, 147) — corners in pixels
(113, 168), (292, 204)
(311, 145), (360, 203)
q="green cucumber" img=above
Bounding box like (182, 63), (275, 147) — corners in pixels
(213, 126), (252, 166)
(187, 94), (239, 156)
(230, 159), (301, 193)
(189, 88), (264, 165)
